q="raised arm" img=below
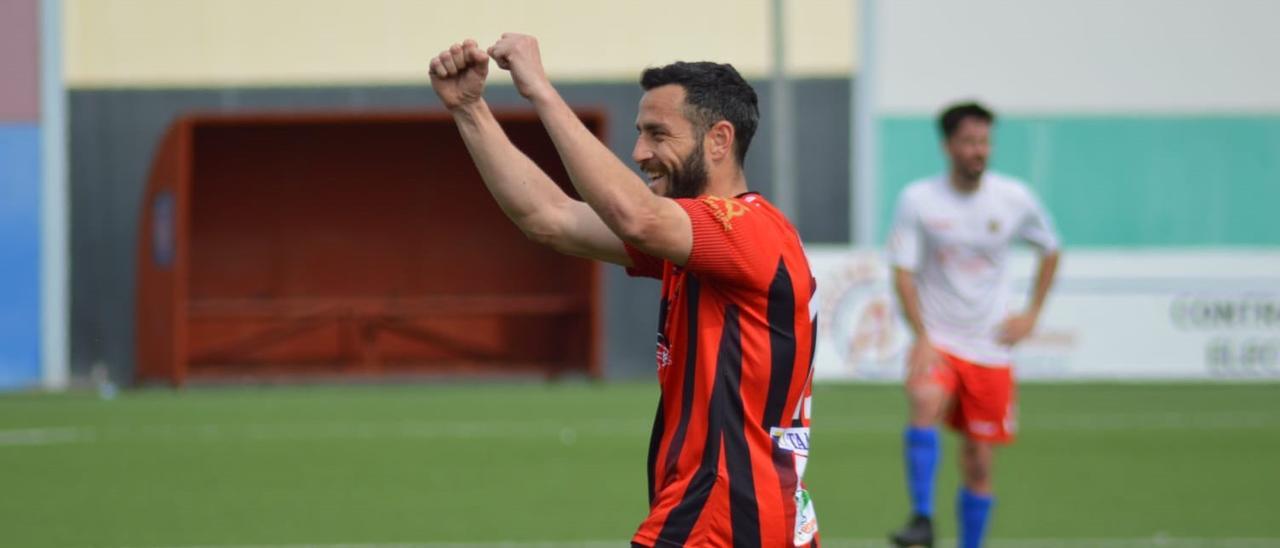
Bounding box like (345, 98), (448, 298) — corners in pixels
(486, 33), (693, 265)
(428, 40), (631, 266)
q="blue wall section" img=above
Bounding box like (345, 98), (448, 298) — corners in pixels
(0, 124), (41, 389)
(878, 116), (1280, 246)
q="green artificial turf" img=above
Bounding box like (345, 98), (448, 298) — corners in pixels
(1, 382), (1277, 547)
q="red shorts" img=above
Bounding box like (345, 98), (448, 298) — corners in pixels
(932, 350), (1017, 444)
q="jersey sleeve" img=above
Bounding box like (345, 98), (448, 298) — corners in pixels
(676, 196), (777, 289)
(1016, 188), (1061, 253)
(623, 243), (665, 279)
(885, 190), (922, 271)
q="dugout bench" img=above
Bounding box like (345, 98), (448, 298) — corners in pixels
(135, 111), (605, 385)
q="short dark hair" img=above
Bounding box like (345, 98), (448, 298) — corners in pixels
(640, 61), (759, 166)
(938, 102), (995, 139)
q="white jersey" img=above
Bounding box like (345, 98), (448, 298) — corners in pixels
(886, 172), (1060, 366)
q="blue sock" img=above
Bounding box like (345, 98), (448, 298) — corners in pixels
(958, 487), (995, 548)
(903, 426), (939, 517)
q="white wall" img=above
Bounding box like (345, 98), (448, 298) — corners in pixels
(874, 0), (1280, 113)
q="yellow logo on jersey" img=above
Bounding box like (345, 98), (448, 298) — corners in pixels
(701, 196), (749, 230)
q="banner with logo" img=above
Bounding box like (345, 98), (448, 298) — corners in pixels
(810, 248), (1280, 381)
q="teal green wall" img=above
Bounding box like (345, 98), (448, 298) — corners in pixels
(878, 116), (1280, 246)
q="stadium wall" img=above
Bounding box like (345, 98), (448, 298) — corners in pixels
(63, 0), (857, 86)
(830, 0), (1280, 382)
(0, 125), (41, 390)
(0, 0), (44, 390)
(870, 0), (1280, 246)
(67, 80), (852, 383)
(878, 116), (1280, 245)
(69, 1), (1280, 383)
(61, 0), (859, 384)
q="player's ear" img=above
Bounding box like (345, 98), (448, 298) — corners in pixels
(706, 120), (735, 163)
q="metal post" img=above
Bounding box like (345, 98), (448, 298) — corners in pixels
(40, 0), (69, 390)
(852, 0), (878, 246)
(770, 0), (796, 220)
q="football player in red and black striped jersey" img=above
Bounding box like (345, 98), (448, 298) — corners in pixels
(430, 33), (821, 547)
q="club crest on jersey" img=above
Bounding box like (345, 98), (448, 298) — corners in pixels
(700, 195), (748, 230)
(988, 219), (1001, 233)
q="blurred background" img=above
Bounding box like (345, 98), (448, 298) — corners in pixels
(1, 1), (1277, 546)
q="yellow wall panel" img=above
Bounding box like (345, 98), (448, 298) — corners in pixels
(66, 0), (856, 87)
(788, 0), (856, 75)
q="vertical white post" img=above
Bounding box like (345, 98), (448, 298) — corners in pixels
(852, 0), (878, 246)
(770, 0), (796, 219)
(40, 0), (69, 390)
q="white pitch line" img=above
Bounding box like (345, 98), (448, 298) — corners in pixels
(150, 538), (1280, 548)
(7, 409), (1279, 447)
(0, 427), (91, 446)
(152, 544), (621, 548)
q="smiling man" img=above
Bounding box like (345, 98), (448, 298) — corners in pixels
(428, 34), (820, 547)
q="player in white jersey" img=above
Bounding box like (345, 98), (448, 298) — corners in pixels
(887, 102), (1061, 548)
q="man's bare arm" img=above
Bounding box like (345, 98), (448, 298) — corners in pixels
(1027, 250), (1060, 317)
(893, 267), (928, 339)
(894, 266), (942, 381)
(429, 40), (630, 266)
(450, 102), (630, 264)
(999, 250), (1060, 344)
(487, 33), (693, 265)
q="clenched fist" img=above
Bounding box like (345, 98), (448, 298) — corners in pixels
(487, 33), (553, 102)
(429, 39), (489, 111)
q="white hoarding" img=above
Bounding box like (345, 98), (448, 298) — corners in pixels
(810, 248), (1280, 381)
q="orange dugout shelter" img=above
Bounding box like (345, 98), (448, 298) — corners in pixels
(135, 111), (605, 385)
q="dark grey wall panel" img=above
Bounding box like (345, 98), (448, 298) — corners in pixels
(794, 78), (852, 243)
(68, 78), (852, 384)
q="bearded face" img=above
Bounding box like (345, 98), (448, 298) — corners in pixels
(946, 117), (991, 182)
(642, 137), (709, 199)
(634, 85), (714, 199)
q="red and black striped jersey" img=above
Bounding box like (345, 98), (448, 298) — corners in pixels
(625, 192), (819, 547)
